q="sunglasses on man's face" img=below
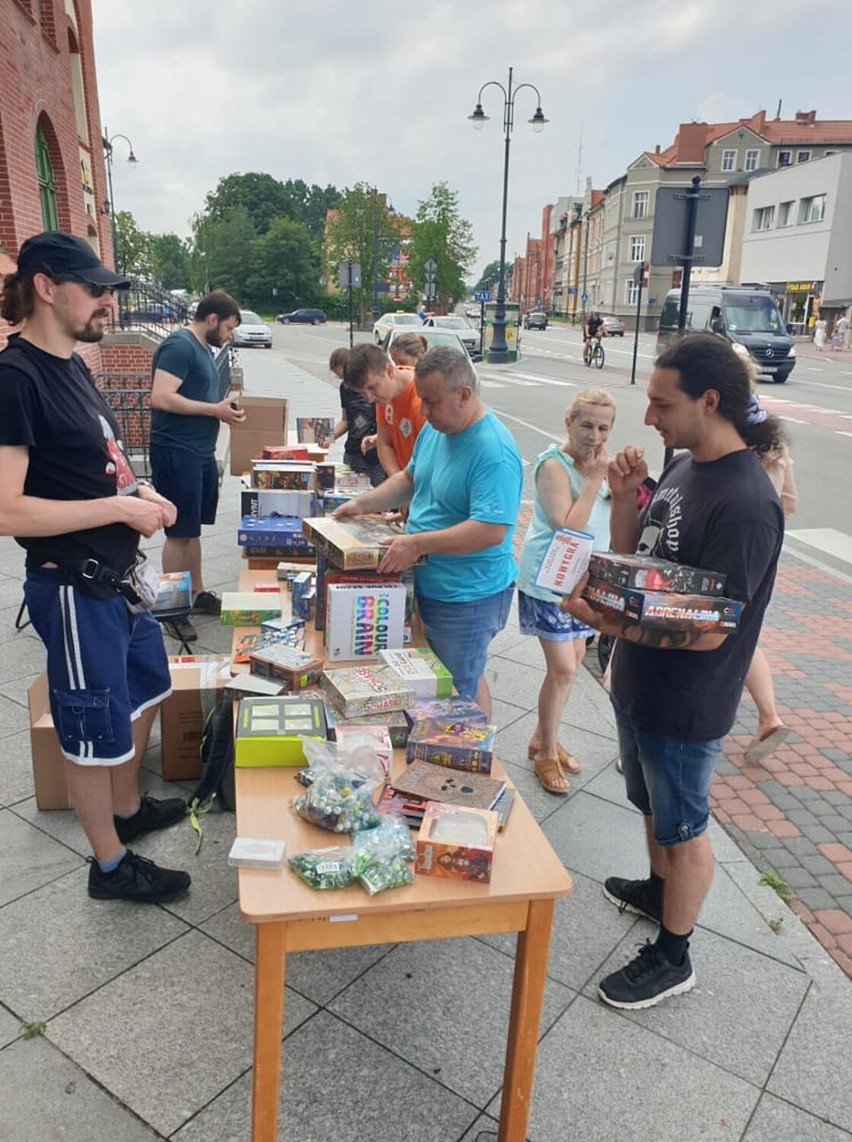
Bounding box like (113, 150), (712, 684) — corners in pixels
(53, 274), (119, 299)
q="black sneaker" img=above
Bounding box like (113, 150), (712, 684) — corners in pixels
(88, 850), (191, 903)
(165, 614), (198, 643)
(603, 876), (663, 924)
(192, 590), (222, 615)
(598, 940), (695, 1009)
(115, 794), (187, 844)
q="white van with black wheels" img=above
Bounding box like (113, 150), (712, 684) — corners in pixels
(656, 286), (796, 383)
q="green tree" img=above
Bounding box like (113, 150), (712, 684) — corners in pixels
(205, 172), (296, 235)
(150, 233), (191, 291)
(471, 259), (501, 295)
(206, 206), (257, 302)
(281, 178), (340, 242)
(246, 217), (320, 312)
(113, 211), (154, 278)
(407, 183), (477, 307)
(323, 183), (400, 323)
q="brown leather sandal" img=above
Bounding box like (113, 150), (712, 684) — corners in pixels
(528, 743), (581, 775)
(534, 756), (570, 795)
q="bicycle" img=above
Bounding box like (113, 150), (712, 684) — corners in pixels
(583, 334), (605, 369)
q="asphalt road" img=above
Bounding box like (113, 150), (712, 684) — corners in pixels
(236, 320), (852, 534)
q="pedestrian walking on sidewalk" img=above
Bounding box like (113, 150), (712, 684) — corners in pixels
(743, 386), (798, 763)
(562, 333), (784, 1010)
(149, 290), (244, 643)
(333, 346), (522, 718)
(0, 232), (190, 903)
(813, 317), (827, 351)
(516, 389), (615, 794)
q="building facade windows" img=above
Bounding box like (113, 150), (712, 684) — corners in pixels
(799, 194), (826, 224)
(632, 190), (648, 219)
(721, 149), (737, 172)
(628, 235), (645, 262)
(744, 149), (760, 172)
(625, 280), (640, 306)
(797, 150), (811, 163)
(777, 150), (792, 167)
(35, 124), (58, 230)
(752, 205), (775, 232)
(778, 200), (795, 227)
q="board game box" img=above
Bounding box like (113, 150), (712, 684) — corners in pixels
(220, 593), (283, 627)
(415, 802), (499, 883)
(587, 552), (727, 596)
(324, 582), (407, 661)
(320, 665), (417, 719)
(251, 461), (315, 492)
(234, 696), (327, 767)
(248, 643), (324, 690)
(152, 571), (192, 613)
(378, 647), (453, 699)
(237, 515), (311, 549)
(330, 708), (410, 749)
(405, 719), (496, 774)
(240, 488), (317, 520)
(583, 579), (744, 631)
(404, 697), (488, 729)
(301, 515), (412, 570)
(534, 527), (594, 595)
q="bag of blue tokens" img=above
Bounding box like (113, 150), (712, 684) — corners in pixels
(291, 738), (384, 834)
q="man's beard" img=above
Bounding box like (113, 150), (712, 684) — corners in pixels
(204, 326), (225, 348)
(74, 311), (110, 343)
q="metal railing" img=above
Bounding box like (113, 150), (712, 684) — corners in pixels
(107, 278), (189, 340)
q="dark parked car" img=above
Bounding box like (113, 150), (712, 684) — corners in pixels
(276, 308), (327, 325)
(523, 310), (547, 330)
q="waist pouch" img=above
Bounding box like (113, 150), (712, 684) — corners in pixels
(55, 552), (158, 612)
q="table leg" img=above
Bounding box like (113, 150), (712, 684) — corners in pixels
(497, 898), (555, 1142)
(251, 921), (287, 1142)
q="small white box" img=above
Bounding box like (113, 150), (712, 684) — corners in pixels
(534, 527), (594, 596)
(228, 837), (286, 869)
(324, 582), (407, 661)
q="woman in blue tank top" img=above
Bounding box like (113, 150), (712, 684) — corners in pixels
(516, 389), (616, 794)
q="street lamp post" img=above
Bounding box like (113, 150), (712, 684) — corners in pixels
(102, 127), (138, 273)
(469, 67), (547, 365)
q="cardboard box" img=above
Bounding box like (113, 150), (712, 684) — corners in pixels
(415, 803), (498, 883)
(405, 719), (496, 774)
(28, 673), (72, 810)
(229, 396), (288, 476)
(27, 656), (232, 805)
(160, 655), (232, 781)
(587, 552), (727, 596)
(320, 664), (417, 719)
(378, 647), (453, 699)
(251, 461), (315, 491)
(583, 579), (744, 631)
(302, 515), (410, 570)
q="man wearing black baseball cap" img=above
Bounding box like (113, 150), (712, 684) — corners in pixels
(0, 232), (192, 903)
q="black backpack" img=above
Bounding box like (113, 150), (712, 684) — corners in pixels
(186, 699), (235, 846)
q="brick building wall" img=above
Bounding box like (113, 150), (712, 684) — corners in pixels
(0, 0), (114, 359)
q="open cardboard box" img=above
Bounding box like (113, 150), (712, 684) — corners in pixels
(27, 655), (232, 809)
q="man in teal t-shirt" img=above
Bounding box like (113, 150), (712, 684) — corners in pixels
(332, 346), (522, 717)
(150, 291), (243, 641)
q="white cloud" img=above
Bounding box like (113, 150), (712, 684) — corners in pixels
(90, 0), (847, 277)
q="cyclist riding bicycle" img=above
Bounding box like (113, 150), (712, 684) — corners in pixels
(584, 312), (605, 354)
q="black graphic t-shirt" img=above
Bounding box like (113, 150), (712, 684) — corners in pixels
(339, 381), (379, 465)
(611, 449), (784, 741)
(0, 335), (140, 571)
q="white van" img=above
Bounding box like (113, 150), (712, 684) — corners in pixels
(657, 286), (796, 383)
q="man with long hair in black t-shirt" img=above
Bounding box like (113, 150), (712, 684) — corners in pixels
(563, 333), (784, 1010)
(0, 232), (192, 903)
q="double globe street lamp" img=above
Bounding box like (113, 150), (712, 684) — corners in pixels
(102, 127), (138, 273)
(469, 68), (547, 364)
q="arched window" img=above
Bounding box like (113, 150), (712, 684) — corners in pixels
(35, 124), (59, 230)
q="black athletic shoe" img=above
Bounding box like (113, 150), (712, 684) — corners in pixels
(603, 876), (663, 924)
(192, 590), (222, 615)
(115, 794), (187, 844)
(87, 850), (191, 903)
(165, 614), (198, 643)
(598, 940), (695, 1010)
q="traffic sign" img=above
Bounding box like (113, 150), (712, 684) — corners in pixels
(581, 293), (589, 303)
(650, 186), (729, 267)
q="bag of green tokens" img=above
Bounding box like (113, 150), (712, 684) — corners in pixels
(289, 815), (415, 894)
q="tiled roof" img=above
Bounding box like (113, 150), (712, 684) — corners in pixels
(644, 110), (852, 167)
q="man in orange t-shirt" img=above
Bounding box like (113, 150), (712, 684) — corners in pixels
(343, 343), (427, 476)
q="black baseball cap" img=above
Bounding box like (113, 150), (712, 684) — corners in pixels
(16, 232), (131, 288)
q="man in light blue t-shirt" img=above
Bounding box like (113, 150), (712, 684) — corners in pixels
(332, 346), (522, 716)
(150, 291), (243, 642)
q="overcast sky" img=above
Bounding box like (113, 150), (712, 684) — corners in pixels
(90, 0), (850, 281)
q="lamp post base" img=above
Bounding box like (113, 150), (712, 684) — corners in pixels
(486, 349), (510, 365)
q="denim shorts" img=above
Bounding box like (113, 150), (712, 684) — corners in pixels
(24, 570), (171, 766)
(517, 589), (594, 642)
(416, 586), (514, 701)
(611, 694), (724, 846)
(150, 444), (219, 538)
